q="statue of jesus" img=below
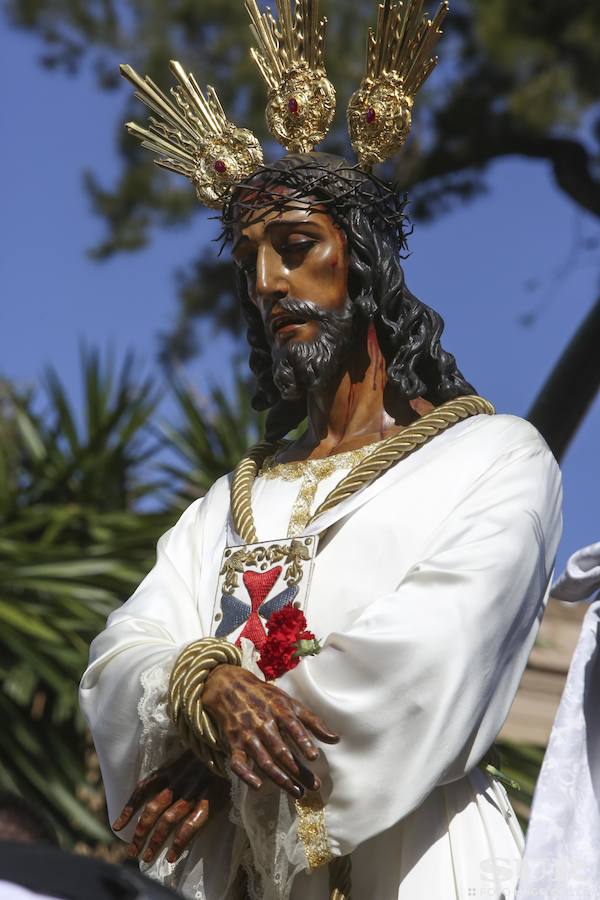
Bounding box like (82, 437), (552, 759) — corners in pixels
(81, 4), (562, 899)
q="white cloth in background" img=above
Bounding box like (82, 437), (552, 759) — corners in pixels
(80, 414), (562, 900)
(0, 885), (61, 900)
(517, 542), (600, 900)
(552, 541), (600, 603)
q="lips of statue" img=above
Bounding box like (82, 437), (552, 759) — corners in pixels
(270, 309), (312, 344)
(267, 296), (337, 348)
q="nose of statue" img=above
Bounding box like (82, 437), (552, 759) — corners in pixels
(255, 249), (289, 313)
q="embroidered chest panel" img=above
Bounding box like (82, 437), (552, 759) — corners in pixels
(210, 536), (319, 651)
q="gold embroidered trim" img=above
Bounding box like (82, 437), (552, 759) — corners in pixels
(287, 468), (320, 537)
(295, 792), (333, 870)
(260, 442), (381, 482)
(262, 443), (378, 537)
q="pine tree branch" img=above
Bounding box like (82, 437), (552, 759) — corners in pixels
(407, 117), (600, 220)
(527, 296), (600, 462)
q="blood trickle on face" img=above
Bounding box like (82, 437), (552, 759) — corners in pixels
(232, 201), (350, 348)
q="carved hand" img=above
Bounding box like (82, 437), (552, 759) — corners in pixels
(113, 750), (227, 864)
(203, 664), (339, 798)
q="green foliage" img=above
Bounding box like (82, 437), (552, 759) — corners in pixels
(473, 0), (599, 116)
(6, 0), (599, 356)
(496, 741), (546, 830)
(0, 353), (256, 847)
(160, 373), (265, 506)
(0, 354), (168, 844)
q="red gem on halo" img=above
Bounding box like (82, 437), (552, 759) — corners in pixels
(366, 107), (377, 124)
(288, 97), (299, 115)
(214, 160), (227, 174)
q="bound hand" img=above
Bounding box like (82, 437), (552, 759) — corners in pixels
(203, 664), (339, 799)
(113, 751), (227, 864)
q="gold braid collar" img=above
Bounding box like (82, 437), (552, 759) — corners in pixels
(231, 395), (494, 543)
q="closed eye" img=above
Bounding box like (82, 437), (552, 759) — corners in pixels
(279, 240), (316, 265)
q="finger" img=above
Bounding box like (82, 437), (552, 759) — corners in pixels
(141, 799), (194, 864)
(260, 720), (300, 778)
(230, 748), (262, 791)
(113, 804), (138, 833)
(278, 713), (320, 761)
(114, 771), (167, 831)
(292, 701), (339, 744)
(126, 788), (174, 858)
(166, 799), (210, 864)
(275, 724), (321, 791)
(291, 755), (320, 792)
(244, 735), (304, 799)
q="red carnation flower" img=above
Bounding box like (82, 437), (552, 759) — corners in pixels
(267, 606), (307, 638)
(258, 606), (319, 681)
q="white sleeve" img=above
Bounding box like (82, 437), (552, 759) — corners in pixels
(278, 432), (562, 860)
(79, 498), (206, 833)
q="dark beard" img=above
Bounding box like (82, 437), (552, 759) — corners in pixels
(270, 297), (355, 401)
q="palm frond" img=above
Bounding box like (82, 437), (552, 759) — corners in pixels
(159, 373), (265, 503)
(0, 354), (173, 846)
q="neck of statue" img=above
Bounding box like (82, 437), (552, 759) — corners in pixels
(289, 324), (434, 461)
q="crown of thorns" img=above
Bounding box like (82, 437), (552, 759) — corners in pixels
(120, 0), (448, 211)
(219, 159), (409, 248)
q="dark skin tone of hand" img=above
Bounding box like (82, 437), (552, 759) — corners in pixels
(202, 665), (339, 798)
(113, 751), (227, 865)
(113, 670), (338, 862)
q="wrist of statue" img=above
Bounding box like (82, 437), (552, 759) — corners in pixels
(168, 639), (242, 778)
(203, 662), (239, 706)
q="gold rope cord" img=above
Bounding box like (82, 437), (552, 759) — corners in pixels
(168, 638), (243, 778)
(311, 394), (494, 520)
(230, 440), (279, 544)
(231, 395), (494, 543)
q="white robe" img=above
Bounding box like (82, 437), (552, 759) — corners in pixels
(517, 543), (600, 900)
(80, 413), (562, 900)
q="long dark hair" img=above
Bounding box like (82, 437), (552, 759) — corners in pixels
(224, 153), (475, 440)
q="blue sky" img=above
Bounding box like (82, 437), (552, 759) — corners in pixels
(2, 20), (599, 574)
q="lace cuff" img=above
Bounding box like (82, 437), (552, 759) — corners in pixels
(137, 654), (181, 778)
(228, 771), (309, 900)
